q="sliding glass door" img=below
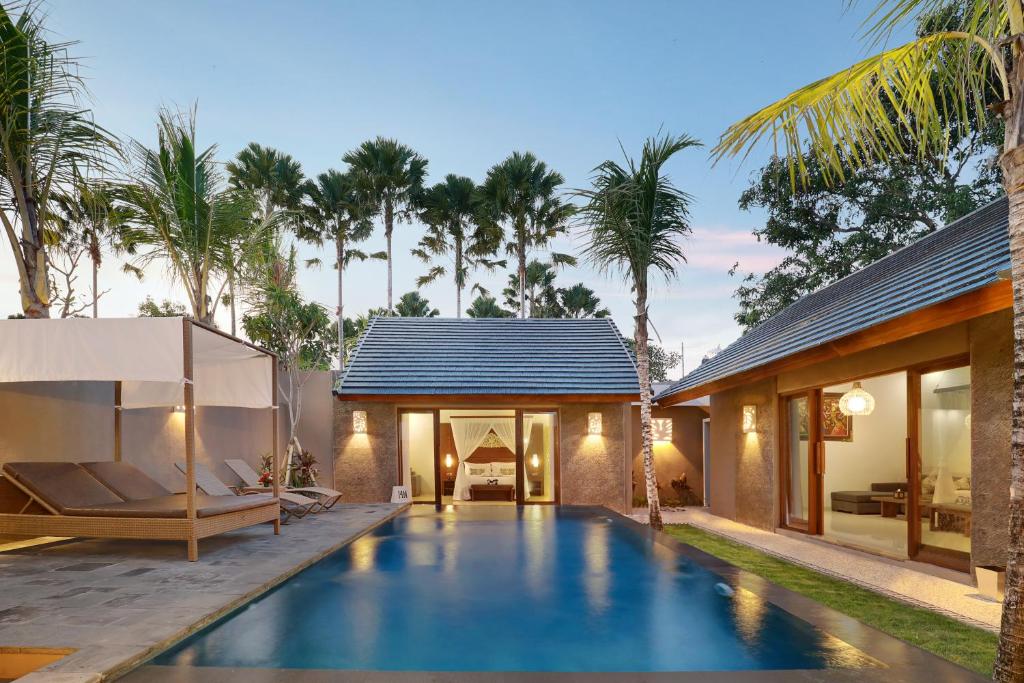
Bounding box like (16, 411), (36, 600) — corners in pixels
(780, 391), (822, 533)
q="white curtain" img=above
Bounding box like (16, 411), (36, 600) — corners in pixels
(451, 418), (495, 501)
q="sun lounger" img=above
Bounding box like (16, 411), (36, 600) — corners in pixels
(224, 459), (341, 511)
(0, 461), (280, 560)
(174, 461), (319, 521)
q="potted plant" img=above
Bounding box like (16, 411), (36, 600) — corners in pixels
(290, 451), (320, 488)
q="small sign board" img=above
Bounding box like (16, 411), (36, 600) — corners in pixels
(391, 485), (411, 503)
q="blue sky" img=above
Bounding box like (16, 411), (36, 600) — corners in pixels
(2, 1), (911, 374)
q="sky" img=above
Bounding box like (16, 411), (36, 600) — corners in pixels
(2, 0), (913, 375)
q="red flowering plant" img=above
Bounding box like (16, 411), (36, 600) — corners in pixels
(257, 453), (275, 487)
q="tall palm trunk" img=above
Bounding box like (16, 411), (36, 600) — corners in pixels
(995, 56), (1024, 681)
(337, 234), (346, 370)
(19, 199), (50, 318)
(385, 201), (394, 312)
(455, 235), (463, 319)
(227, 269), (236, 335)
(517, 221), (527, 319)
(635, 285), (662, 530)
(91, 257), (99, 318)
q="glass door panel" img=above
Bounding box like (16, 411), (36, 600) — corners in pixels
(917, 366), (972, 561)
(783, 395), (811, 529)
(400, 411), (437, 503)
(523, 412), (557, 503)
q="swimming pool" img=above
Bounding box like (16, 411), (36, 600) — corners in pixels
(155, 506), (874, 672)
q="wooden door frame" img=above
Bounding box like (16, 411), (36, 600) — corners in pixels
(908, 354), (972, 572)
(396, 408), (442, 506)
(520, 409), (560, 505)
(778, 389), (823, 533)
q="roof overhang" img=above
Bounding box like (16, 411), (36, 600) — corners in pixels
(334, 392), (640, 405)
(657, 280), (1011, 406)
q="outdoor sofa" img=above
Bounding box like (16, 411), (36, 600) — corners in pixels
(0, 461), (280, 560)
(224, 458), (342, 510)
(174, 461), (319, 520)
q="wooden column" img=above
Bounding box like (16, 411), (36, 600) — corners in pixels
(182, 319), (198, 561)
(113, 381), (122, 463)
(515, 409), (525, 506)
(433, 410), (442, 510)
(272, 357), (281, 535)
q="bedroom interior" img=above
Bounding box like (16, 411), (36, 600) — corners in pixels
(400, 409), (558, 505)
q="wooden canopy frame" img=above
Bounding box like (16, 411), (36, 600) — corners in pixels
(0, 319), (281, 561)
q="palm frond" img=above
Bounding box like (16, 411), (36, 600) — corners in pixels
(713, 30), (1006, 185)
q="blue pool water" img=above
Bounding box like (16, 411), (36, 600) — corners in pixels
(156, 506), (871, 672)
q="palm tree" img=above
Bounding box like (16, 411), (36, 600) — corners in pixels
(224, 143), (306, 334)
(576, 133), (701, 530)
(414, 174), (504, 317)
(503, 259), (560, 317)
(395, 291), (440, 317)
(0, 4), (119, 318)
(118, 108), (273, 324)
(300, 169), (384, 369)
(55, 176), (127, 318)
(559, 283), (610, 318)
(708, 3), (1024, 676)
(465, 294), (513, 318)
(343, 137), (428, 311)
(478, 152), (576, 318)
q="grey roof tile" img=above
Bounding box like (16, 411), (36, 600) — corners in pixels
(656, 196), (1010, 403)
(335, 317), (640, 396)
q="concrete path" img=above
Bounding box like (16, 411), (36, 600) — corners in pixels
(632, 507), (1002, 632)
(0, 504), (405, 683)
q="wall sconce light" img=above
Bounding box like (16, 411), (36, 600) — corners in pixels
(742, 405), (757, 433)
(652, 418), (673, 443)
(352, 410), (367, 434)
(172, 405), (186, 414)
(587, 412), (602, 436)
(444, 453), (454, 469)
(530, 453), (540, 469)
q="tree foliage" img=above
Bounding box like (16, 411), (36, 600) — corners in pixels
(624, 340), (681, 383)
(394, 290), (439, 317)
(137, 296), (187, 317)
(465, 294), (514, 318)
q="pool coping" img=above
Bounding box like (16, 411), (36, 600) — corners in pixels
(122, 505), (985, 682)
(100, 503), (409, 682)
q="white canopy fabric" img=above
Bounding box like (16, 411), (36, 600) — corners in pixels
(0, 317), (274, 409)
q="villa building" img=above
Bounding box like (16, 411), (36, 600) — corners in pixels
(655, 197), (1012, 574)
(333, 317), (643, 512)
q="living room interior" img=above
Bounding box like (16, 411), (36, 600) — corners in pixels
(822, 368), (972, 560)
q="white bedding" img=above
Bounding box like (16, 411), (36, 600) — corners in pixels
(459, 462), (528, 499)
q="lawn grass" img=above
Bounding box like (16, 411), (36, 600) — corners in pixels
(663, 524), (997, 675)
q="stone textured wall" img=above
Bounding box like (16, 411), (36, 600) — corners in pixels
(333, 401), (398, 503)
(969, 310), (1012, 570)
(559, 403), (630, 513)
(707, 377), (777, 530)
(631, 405), (708, 505)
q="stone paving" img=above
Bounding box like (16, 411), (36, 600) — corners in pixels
(0, 503), (405, 683)
(635, 507), (1002, 632)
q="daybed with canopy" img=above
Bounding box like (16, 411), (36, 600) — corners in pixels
(0, 317), (281, 560)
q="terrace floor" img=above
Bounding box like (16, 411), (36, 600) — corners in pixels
(634, 507), (1001, 631)
(0, 503), (405, 683)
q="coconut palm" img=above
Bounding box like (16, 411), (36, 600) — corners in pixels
(559, 283), (610, 319)
(343, 137), (427, 311)
(0, 3), (119, 317)
(478, 152), (576, 318)
(414, 174), (504, 317)
(395, 291), (440, 317)
(300, 169), (384, 369)
(503, 259), (560, 317)
(576, 132), (701, 530)
(465, 294), (513, 318)
(54, 176), (127, 318)
(709, 3), (1024, 676)
(224, 143), (307, 333)
(118, 108), (273, 324)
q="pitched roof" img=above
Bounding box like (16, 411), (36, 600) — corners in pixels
(656, 196), (1010, 404)
(335, 317), (640, 397)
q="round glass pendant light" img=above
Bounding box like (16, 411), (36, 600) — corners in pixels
(839, 381), (875, 416)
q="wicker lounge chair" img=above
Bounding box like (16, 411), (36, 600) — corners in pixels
(0, 461), (279, 560)
(174, 461), (319, 521)
(224, 459), (341, 511)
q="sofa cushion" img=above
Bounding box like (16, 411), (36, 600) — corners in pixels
(63, 493), (277, 519)
(831, 490), (880, 503)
